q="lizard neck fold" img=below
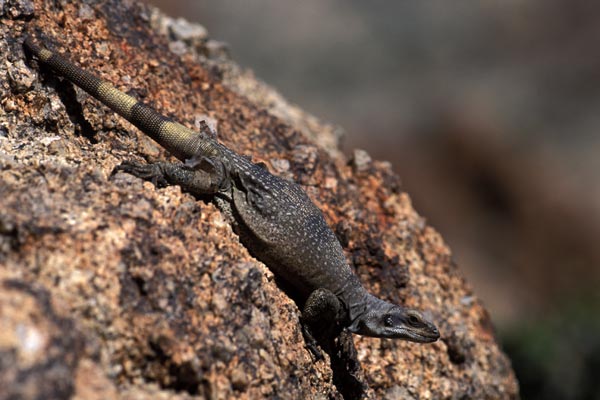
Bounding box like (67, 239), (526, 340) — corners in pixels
(345, 294), (393, 333)
(336, 279), (373, 324)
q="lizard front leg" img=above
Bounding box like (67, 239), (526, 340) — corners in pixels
(113, 158), (228, 196)
(301, 288), (345, 359)
(302, 290), (367, 394)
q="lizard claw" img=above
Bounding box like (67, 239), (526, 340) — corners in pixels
(112, 161), (168, 187)
(306, 342), (325, 361)
(301, 323), (325, 361)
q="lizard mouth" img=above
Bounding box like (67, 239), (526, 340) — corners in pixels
(402, 326), (440, 343)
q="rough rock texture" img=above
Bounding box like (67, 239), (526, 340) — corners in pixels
(0, 0), (519, 399)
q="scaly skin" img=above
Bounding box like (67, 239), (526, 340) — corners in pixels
(23, 35), (440, 354)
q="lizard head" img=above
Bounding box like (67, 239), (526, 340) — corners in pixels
(347, 300), (440, 342)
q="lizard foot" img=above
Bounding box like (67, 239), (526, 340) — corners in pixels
(113, 161), (168, 187)
(301, 323), (325, 361)
(301, 288), (345, 361)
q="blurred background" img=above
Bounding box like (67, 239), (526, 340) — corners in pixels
(145, 1), (600, 398)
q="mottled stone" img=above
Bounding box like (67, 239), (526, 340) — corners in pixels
(5, 0), (34, 19)
(77, 3), (95, 20)
(7, 59), (36, 93)
(0, 0), (519, 398)
(351, 148), (372, 173)
(169, 17), (208, 42)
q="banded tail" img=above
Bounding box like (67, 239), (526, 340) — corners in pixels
(23, 36), (211, 161)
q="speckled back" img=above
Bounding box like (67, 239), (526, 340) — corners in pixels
(228, 152), (358, 298)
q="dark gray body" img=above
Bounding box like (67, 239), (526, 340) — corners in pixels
(215, 145), (365, 317)
(23, 35), (440, 349)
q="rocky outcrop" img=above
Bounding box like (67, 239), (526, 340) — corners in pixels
(0, 0), (518, 398)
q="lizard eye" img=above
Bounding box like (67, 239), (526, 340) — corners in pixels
(407, 314), (421, 327)
(384, 315), (394, 327)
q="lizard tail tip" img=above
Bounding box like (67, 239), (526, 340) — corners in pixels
(23, 34), (53, 61)
(23, 35), (39, 54)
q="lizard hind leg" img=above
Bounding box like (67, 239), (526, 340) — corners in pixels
(300, 288), (345, 359)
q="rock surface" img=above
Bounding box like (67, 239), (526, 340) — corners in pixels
(0, 0), (519, 398)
